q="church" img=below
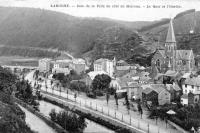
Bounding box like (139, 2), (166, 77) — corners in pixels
(151, 19), (195, 73)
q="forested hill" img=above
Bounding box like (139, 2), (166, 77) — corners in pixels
(140, 9), (200, 56)
(0, 7), (150, 57)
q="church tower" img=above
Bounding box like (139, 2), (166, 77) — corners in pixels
(165, 19), (177, 71)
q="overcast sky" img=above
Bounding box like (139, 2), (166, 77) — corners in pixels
(0, 0), (199, 21)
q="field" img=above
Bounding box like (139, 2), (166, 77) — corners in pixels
(0, 56), (39, 67)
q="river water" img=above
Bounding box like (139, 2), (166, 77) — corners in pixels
(19, 105), (56, 133)
(39, 100), (115, 133)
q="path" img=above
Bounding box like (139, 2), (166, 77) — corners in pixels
(26, 71), (182, 133)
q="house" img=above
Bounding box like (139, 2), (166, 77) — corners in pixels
(126, 82), (141, 100)
(121, 71), (151, 84)
(151, 19), (195, 73)
(116, 60), (137, 72)
(181, 94), (188, 105)
(52, 60), (71, 75)
(142, 84), (171, 105)
(142, 87), (158, 105)
(110, 76), (141, 99)
(181, 92), (200, 106)
(166, 83), (182, 101)
(70, 58), (86, 74)
(182, 77), (200, 94)
(38, 58), (52, 72)
(93, 58), (115, 77)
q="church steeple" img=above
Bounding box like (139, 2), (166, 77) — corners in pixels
(166, 19), (176, 43)
(165, 19), (177, 71)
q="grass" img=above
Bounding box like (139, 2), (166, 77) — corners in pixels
(0, 56), (39, 66)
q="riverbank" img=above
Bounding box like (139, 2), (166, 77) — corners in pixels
(39, 100), (115, 133)
(41, 94), (144, 133)
(15, 98), (67, 133)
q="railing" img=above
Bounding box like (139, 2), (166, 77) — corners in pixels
(40, 87), (173, 133)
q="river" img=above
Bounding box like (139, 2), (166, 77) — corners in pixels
(19, 105), (56, 133)
(39, 100), (115, 133)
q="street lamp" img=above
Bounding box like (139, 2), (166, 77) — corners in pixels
(67, 89), (69, 99)
(191, 127), (195, 133)
(155, 107), (161, 125)
(166, 110), (176, 128)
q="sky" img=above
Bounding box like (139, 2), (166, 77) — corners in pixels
(0, 0), (200, 21)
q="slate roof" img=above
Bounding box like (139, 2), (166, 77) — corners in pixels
(173, 84), (181, 91)
(142, 84), (167, 94)
(114, 70), (129, 77)
(117, 60), (129, 65)
(143, 87), (153, 94)
(158, 50), (165, 58)
(166, 84), (181, 91)
(176, 50), (192, 60)
(181, 94), (188, 99)
(94, 58), (112, 64)
(185, 77), (200, 86)
(166, 19), (176, 43)
(151, 84), (166, 93)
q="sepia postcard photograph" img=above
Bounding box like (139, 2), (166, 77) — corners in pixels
(0, 0), (200, 133)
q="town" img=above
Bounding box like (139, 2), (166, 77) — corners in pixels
(0, 1), (200, 132)
(2, 18), (200, 133)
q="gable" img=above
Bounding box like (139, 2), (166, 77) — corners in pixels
(152, 50), (165, 63)
(176, 50), (194, 60)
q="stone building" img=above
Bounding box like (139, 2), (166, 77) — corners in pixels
(151, 19), (195, 73)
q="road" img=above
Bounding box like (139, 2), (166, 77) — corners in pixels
(26, 70), (182, 133)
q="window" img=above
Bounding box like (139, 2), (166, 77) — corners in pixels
(197, 86), (200, 91)
(192, 85), (194, 89)
(185, 84), (187, 88)
(156, 59), (160, 67)
(178, 60), (182, 65)
(185, 90), (187, 93)
(182, 60), (186, 65)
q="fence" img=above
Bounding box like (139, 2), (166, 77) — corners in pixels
(40, 85), (177, 133)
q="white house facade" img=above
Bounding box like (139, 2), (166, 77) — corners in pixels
(182, 77), (200, 95)
(94, 58), (115, 77)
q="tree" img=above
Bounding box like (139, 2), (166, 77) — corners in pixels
(34, 70), (39, 80)
(0, 67), (35, 133)
(49, 109), (57, 122)
(49, 110), (87, 132)
(137, 102), (143, 118)
(106, 92), (110, 105)
(0, 67), (17, 94)
(50, 80), (53, 87)
(92, 74), (111, 92)
(125, 94), (130, 114)
(114, 92), (119, 107)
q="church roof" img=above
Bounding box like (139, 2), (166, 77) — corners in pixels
(158, 50), (165, 58)
(176, 50), (192, 60)
(156, 50), (193, 61)
(166, 19), (176, 43)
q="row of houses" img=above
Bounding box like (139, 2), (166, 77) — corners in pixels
(85, 57), (180, 106)
(38, 58), (87, 75)
(90, 56), (200, 106)
(181, 76), (200, 105)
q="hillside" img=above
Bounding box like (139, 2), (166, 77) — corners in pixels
(140, 9), (200, 56)
(0, 7), (150, 57)
(0, 7), (200, 66)
(84, 26), (152, 65)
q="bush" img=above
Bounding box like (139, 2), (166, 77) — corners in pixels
(95, 90), (104, 96)
(49, 109), (87, 132)
(86, 91), (96, 98)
